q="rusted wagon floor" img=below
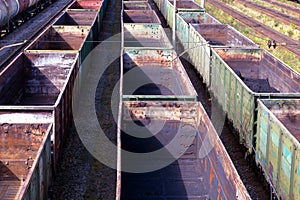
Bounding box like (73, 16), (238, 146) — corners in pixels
(121, 160), (206, 200)
(229, 61), (280, 93)
(0, 124), (49, 199)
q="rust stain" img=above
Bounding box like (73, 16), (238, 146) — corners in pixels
(209, 162), (214, 191)
(217, 182), (221, 199)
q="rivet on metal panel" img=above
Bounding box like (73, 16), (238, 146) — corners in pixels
(1, 123), (11, 133)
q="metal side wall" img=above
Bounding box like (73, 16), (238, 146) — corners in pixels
(256, 99), (300, 200)
(210, 48), (300, 152)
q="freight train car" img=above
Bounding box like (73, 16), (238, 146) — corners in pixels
(0, 0), (107, 199)
(176, 12), (220, 49)
(0, 0), (106, 170)
(122, 49), (197, 101)
(188, 24), (258, 86)
(153, 1), (300, 199)
(118, 1), (251, 199)
(67, 0), (106, 31)
(0, 51), (79, 171)
(0, 114), (52, 199)
(256, 99), (300, 200)
(120, 101), (251, 199)
(211, 48), (300, 152)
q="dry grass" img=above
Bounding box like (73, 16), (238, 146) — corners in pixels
(251, 0), (300, 18)
(226, 1), (300, 42)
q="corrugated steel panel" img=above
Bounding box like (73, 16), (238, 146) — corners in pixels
(189, 24), (258, 86)
(123, 24), (172, 48)
(210, 48), (300, 152)
(256, 99), (300, 200)
(122, 49), (197, 101)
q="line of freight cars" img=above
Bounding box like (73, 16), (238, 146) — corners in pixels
(0, 0), (107, 199)
(118, 1), (251, 199)
(153, 0), (300, 199)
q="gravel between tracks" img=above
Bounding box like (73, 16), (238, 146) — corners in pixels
(50, 0), (121, 198)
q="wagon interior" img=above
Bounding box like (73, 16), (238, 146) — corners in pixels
(120, 101), (249, 199)
(215, 48), (300, 93)
(193, 24), (257, 46)
(123, 24), (172, 48)
(123, 2), (151, 10)
(68, 0), (103, 10)
(169, 0), (204, 10)
(0, 123), (50, 199)
(54, 11), (97, 26)
(27, 26), (89, 51)
(268, 100), (300, 141)
(122, 50), (196, 96)
(123, 10), (161, 24)
(0, 53), (76, 105)
(180, 13), (220, 24)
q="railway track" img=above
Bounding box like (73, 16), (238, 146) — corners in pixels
(0, 0), (73, 69)
(207, 0), (300, 57)
(235, 0), (300, 29)
(262, 0), (300, 17)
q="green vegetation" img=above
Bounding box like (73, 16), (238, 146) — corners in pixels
(201, 2), (300, 72)
(228, 2), (300, 41)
